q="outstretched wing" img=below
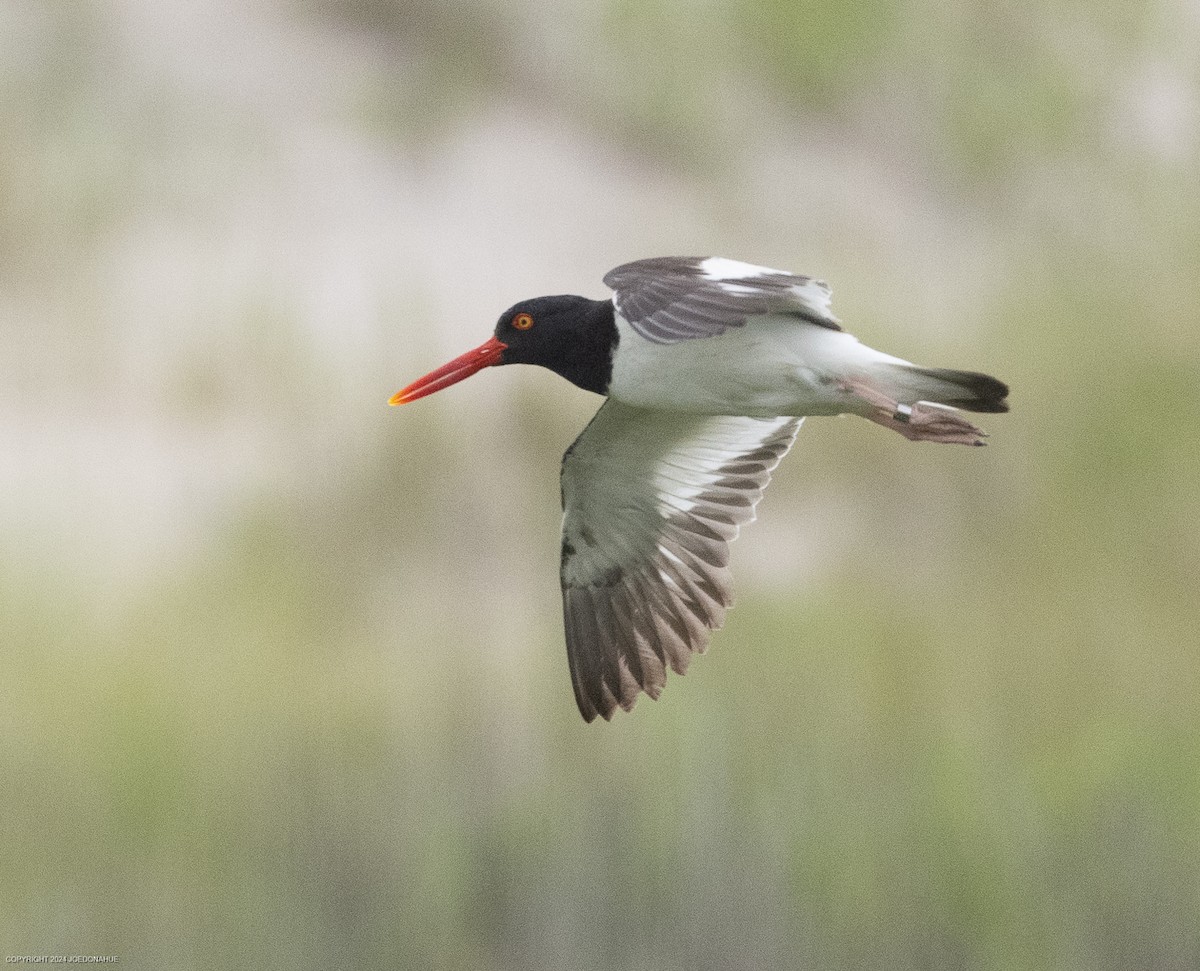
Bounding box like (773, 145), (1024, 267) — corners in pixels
(603, 255), (840, 345)
(559, 399), (802, 722)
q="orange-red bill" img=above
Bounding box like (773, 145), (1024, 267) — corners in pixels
(389, 336), (508, 405)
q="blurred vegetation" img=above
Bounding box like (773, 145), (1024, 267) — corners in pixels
(3, 0), (1199, 968)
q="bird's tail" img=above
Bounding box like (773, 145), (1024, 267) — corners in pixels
(842, 362), (1009, 445)
(879, 364), (1010, 414)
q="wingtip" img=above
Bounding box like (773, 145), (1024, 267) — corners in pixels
(575, 684), (648, 723)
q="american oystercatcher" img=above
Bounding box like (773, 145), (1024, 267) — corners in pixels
(391, 257), (1008, 722)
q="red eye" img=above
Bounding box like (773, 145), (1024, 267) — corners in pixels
(513, 312), (534, 330)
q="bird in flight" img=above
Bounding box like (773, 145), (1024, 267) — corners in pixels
(391, 257), (1008, 722)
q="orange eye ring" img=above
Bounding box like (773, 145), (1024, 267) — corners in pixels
(513, 312), (534, 330)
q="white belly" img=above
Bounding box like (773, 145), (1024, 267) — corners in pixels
(606, 314), (910, 417)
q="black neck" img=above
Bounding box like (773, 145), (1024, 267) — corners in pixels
(554, 298), (617, 395)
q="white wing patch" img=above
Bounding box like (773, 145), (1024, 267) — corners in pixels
(700, 256), (785, 280)
(787, 277), (835, 322)
(559, 400), (802, 721)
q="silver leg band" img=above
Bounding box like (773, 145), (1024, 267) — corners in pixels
(893, 403), (913, 423)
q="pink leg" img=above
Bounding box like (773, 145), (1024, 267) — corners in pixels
(839, 379), (989, 446)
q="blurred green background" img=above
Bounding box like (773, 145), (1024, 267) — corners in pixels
(3, 0), (1198, 967)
